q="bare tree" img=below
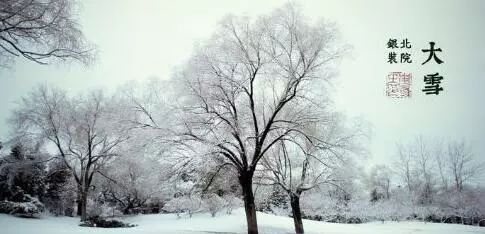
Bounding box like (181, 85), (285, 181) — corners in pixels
(257, 115), (363, 234)
(394, 142), (414, 192)
(9, 85), (128, 221)
(394, 136), (485, 207)
(394, 136), (438, 203)
(0, 0), (94, 67)
(434, 141), (449, 190)
(447, 140), (484, 192)
(414, 136), (436, 204)
(174, 4), (344, 233)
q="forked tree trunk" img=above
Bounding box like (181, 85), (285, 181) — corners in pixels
(290, 193), (304, 234)
(240, 173), (258, 234)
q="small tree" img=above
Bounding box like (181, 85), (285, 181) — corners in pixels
(393, 137), (438, 204)
(446, 140), (484, 192)
(258, 115), (364, 233)
(369, 165), (392, 200)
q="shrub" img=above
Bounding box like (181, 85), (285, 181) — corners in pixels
(204, 194), (224, 217)
(79, 216), (136, 228)
(0, 194), (44, 218)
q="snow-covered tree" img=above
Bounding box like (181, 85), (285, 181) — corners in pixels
(9, 85), (129, 221)
(368, 165), (392, 201)
(171, 4), (345, 233)
(446, 140), (484, 192)
(0, 142), (47, 202)
(44, 159), (76, 216)
(257, 114), (365, 233)
(99, 152), (166, 214)
(0, 0), (95, 67)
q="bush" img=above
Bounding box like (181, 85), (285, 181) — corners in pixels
(79, 216), (136, 228)
(223, 195), (243, 214)
(163, 195), (204, 218)
(326, 215), (363, 224)
(0, 194), (44, 218)
(204, 194), (224, 217)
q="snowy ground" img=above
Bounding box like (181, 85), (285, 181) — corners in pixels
(1, 209), (484, 234)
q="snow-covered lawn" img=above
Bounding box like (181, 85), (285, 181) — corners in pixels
(1, 209), (484, 234)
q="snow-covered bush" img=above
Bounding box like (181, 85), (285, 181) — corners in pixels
(98, 154), (168, 215)
(255, 185), (289, 215)
(163, 195), (205, 218)
(80, 215), (136, 228)
(0, 144), (47, 202)
(222, 195), (243, 214)
(0, 194), (44, 218)
(203, 194), (225, 217)
(88, 199), (123, 218)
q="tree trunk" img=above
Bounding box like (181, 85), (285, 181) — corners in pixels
(76, 198), (82, 217)
(76, 182), (82, 216)
(77, 184), (89, 221)
(290, 193), (304, 234)
(80, 190), (88, 221)
(240, 174), (258, 234)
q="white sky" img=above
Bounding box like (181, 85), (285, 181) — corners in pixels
(1, 0), (484, 172)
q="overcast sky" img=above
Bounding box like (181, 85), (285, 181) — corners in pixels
(1, 0), (484, 175)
